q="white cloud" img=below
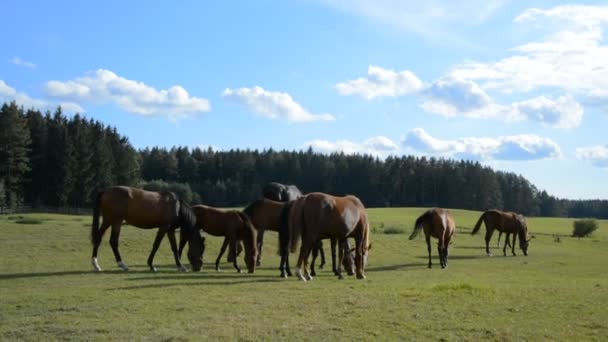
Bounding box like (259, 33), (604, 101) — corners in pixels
(318, 0), (507, 40)
(9, 57), (36, 69)
(223, 86), (334, 123)
(402, 128), (561, 161)
(514, 95), (582, 129)
(335, 65), (423, 99)
(576, 144), (608, 168)
(0, 79), (83, 113)
(305, 136), (399, 157)
(449, 5), (608, 108)
(44, 69), (210, 118)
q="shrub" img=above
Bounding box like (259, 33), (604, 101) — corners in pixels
(572, 219), (598, 238)
(383, 227), (405, 234)
(15, 219), (43, 225)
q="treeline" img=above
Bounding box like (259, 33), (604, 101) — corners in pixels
(1, 101), (607, 218)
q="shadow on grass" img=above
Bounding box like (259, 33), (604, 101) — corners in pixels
(111, 278), (281, 290)
(414, 254), (486, 260)
(0, 270), (132, 280)
(365, 263), (427, 272)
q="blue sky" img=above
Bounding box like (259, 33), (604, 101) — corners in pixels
(1, 1), (607, 199)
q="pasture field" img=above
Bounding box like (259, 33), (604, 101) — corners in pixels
(1, 208), (607, 341)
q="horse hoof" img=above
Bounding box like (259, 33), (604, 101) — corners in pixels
(311, 271), (316, 277)
(256, 261), (261, 267)
(428, 265), (432, 269)
(486, 253), (492, 257)
(150, 267), (157, 273)
(178, 266), (188, 272)
(287, 271), (293, 277)
(337, 274), (344, 280)
(215, 268), (221, 272)
(236, 269), (242, 273)
(319, 264), (325, 270)
(356, 274), (366, 280)
(281, 273), (288, 279)
(118, 261), (129, 272)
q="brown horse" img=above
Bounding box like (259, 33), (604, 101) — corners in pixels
(471, 209), (530, 256)
(243, 198), (352, 277)
(408, 208), (455, 269)
(90, 186), (204, 272)
(281, 192), (371, 281)
(180, 204), (258, 273)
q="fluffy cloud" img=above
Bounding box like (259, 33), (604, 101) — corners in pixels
(402, 128), (561, 161)
(44, 69), (210, 117)
(449, 5), (608, 107)
(305, 136), (399, 156)
(335, 65), (423, 100)
(9, 57), (36, 69)
(223, 86), (334, 123)
(0, 79), (83, 113)
(513, 95), (583, 129)
(576, 144), (608, 168)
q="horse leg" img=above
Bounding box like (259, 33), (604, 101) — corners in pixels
(497, 231), (502, 248)
(425, 234), (432, 269)
(353, 233), (366, 280)
(215, 237), (229, 272)
(256, 229), (265, 267)
(109, 222), (128, 272)
(485, 228), (494, 256)
(310, 240), (320, 277)
(303, 245), (314, 281)
(331, 238), (338, 276)
(502, 232), (508, 256)
(511, 233), (517, 256)
(167, 228), (188, 272)
(336, 238), (346, 279)
(147, 227), (169, 272)
(319, 240), (326, 270)
(230, 238), (242, 273)
(295, 242), (311, 281)
(91, 219), (111, 272)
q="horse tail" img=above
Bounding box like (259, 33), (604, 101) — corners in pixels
(288, 199), (304, 254)
(409, 210), (430, 240)
(90, 190), (104, 244)
(471, 211), (487, 235)
(278, 201), (293, 256)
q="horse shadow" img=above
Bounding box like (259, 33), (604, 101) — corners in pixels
(111, 277), (282, 290)
(414, 254), (485, 260)
(365, 263), (427, 272)
(0, 270), (133, 280)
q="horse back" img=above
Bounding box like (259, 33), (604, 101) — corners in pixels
(101, 186), (178, 228)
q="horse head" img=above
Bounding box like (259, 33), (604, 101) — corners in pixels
(517, 215), (530, 256)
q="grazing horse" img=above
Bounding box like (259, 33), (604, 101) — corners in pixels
(471, 209), (530, 256)
(262, 182), (302, 202)
(408, 208), (455, 269)
(90, 186), (204, 272)
(281, 192), (371, 281)
(180, 205), (258, 273)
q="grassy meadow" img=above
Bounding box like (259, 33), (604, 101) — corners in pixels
(1, 208), (607, 341)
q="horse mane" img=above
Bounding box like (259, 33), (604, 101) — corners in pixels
(409, 209), (432, 240)
(177, 199), (197, 234)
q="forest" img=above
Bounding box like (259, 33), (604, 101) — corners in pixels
(1, 101), (607, 218)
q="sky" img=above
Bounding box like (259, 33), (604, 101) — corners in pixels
(1, 1), (607, 200)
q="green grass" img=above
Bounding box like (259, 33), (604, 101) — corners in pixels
(1, 209), (607, 341)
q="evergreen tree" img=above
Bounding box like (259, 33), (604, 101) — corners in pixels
(0, 102), (31, 206)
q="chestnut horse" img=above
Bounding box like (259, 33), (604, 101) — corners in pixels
(179, 205), (258, 273)
(90, 186), (204, 272)
(243, 198), (351, 277)
(281, 192), (370, 281)
(471, 209), (530, 256)
(408, 208), (455, 269)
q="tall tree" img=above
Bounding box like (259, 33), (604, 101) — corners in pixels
(0, 102), (31, 206)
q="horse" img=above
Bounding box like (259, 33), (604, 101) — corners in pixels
(262, 182), (302, 202)
(281, 192), (371, 281)
(471, 209), (530, 256)
(180, 204), (258, 273)
(90, 186), (204, 273)
(408, 208), (455, 269)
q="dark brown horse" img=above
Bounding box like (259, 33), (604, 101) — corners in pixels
(471, 209), (530, 256)
(281, 192), (371, 281)
(408, 208), (455, 269)
(180, 204), (258, 273)
(90, 186), (204, 272)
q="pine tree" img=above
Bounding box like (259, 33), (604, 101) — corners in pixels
(0, 102), (31, 207)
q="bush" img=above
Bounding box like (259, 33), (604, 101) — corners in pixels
(572, 219), (598, 237)
(15, 219), (43, 225)
(383, 227), (405, 234)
